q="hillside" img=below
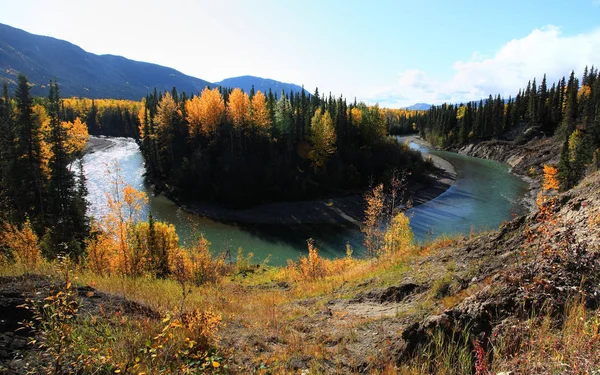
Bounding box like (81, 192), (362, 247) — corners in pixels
(2, 169), (599, 373)
(0, 23), (215, 99)
(214, 75), (309, 96)
(0, 24), (312, 100)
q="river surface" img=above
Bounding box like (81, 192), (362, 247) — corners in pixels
(403, 139), (529, 242)
(83, 136), (528, 265)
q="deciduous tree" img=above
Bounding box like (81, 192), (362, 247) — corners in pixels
(309, 108), (336, 170)
(195, 88), (225, 137)
(250, 90), (271, 133)
(227, 88), (250, 131)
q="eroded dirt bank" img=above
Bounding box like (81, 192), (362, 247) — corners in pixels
(458, 137), (561, 211)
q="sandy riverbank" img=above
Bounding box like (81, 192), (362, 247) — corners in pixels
(85, 135), (123, 153)
(400, 135), (457, 207)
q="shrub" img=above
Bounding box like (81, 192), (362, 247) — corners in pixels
(130, 217), (179, 278)
(0, 219), (42, 271)
(171, 234), (230, 286)
(381, 212), (413, 257)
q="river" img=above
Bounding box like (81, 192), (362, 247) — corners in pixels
(83, 136), (528, 265)
(403, 139), (529, 242)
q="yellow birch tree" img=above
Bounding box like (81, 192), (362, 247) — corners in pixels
(227, 88), (250, 131)
(196, 88), (225, 136)
(309, 108), (337, 170)
(250, 90), (271, 133)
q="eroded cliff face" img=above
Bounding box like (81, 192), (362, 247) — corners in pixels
(400, 171), (600, 364)
(457, 138), (560, 175)
(457, 138), (562, 211)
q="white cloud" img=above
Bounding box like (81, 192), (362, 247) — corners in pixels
(372, 25), (600, 108)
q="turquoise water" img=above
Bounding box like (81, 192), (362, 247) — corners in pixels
(83, 137), (528, 265)
(407, 150), (529, 242)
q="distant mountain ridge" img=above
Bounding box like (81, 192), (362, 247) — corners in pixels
(405, 103), (432, 110)
(406, 98), (514, 111)
(0, 23), (215, 99)
(214, 76), (308, 96)
(0, 23), (307, 100)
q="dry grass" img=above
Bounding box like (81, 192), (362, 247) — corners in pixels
(4, 225), (599, 374)
(491, 298), (600, 374)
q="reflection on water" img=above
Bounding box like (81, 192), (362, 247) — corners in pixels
(406, 149), (529, 242)
(83, 137), (528, 265)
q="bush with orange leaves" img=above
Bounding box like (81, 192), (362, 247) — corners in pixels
(137, 309), (224, 373)
(299, 239), (327, 279)
(170, 234), (231, 286)
(84, 222), (112, 276)
(0, 220), (42, 271)
(285, 239), (353, 281)
(535, 164), (560, 209)
(380, 212), (413, 258)
(85, 162), (179, 278)
(86, 209), (180, 279)
(542, 164), (560, 192)
(130, 218), (179, 278)
(85, 164), (230, 283)
(362, 183), (386, 257)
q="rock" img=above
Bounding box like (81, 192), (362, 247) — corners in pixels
(350, 282), (422, 304)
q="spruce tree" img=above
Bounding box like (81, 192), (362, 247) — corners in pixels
(46, 81), (89, 257)
(558, 139), (572, 190)
(0, 82), (17, 221)
(563, 71), (579, 136)
(14, 74), (45, 227)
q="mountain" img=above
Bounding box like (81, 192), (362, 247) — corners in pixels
(405, 103), (432, 110)
(214, 75), (309, 96)
(0, 23), (213, 99)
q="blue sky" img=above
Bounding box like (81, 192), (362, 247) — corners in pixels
(1, 0), (600, 107)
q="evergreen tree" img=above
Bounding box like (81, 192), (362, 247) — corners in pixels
(14, 74), (45, 227)
(568, 129), (590, 185)
(563, 71), (579, 136)
(46, 81), (89, 257)
(0, 82), (17, 221)
(558, 139), (572, 191)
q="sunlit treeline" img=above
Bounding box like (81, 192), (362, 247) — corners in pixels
(137, 86), (430, 205)
(397, 66), (600, 189)
(62, 97), (143, 137)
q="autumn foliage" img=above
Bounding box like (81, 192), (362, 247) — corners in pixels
(308, 108), (337, 170)
(86, 163), (150, 276)
(284, 239), (354, 281)
(381, 212), (413, 257)
(250, 90), (272, 132)
(227, 88), (251, 130)
(62, 97), (143, 138)
(537, 164), (560, 208)
(137, 84), (428, 207)
(170, 234), (230, 286)
(542, 164), (559, 192)
(27, 104), (89, 180)
(362, 183), (386, 256)
(191, 87), (225, 137)
(0, 220), (42, 270)
(84, 163), (230, 283)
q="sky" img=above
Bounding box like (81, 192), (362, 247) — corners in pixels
(1, 0), (600, 107)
